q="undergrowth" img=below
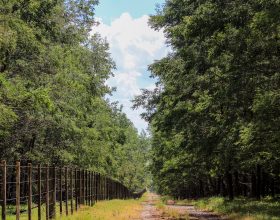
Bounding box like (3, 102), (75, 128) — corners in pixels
(177, 196), (280, 220)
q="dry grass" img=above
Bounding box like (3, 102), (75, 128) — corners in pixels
(156, 200), (189, 220)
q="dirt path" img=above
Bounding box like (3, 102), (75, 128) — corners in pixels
(140, 193), (163, 219)
(140, 193), (226, 220)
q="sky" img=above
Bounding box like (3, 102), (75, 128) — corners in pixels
(92, 0), (168, 132)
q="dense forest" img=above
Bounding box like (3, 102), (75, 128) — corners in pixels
(134, 0), (280, 199)
(0, 0), (149, 191)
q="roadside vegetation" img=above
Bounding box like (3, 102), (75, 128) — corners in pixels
(156, 197), (189, 220)
(174, 196), (280, 220)
(192, 197), (280, 220)
(3, 195), (146, 220)
(61, 195), (147, 220)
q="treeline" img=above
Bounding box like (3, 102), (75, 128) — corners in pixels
(0, 0), (149, 191)
(134, 0), (280, 199)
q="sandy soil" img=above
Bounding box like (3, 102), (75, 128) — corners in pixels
(140, 193), (226, 220)
(140, 193), (164, 220)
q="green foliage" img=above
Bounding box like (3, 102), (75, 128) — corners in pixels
(184, 197), (280, 220)
(0, 0), (149, 191)
(134, 0), (280, 198)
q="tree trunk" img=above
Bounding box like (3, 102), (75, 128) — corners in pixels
(261, 171), (266, 197)
(217, 176), (221, 196)
(270, 175), (275, 197)
(251, 171), (257, 198)
(234, 171), (240, 196)
(226, 171), (234, 200)
(199, 179), (204, 197)
(221, 177), (226, 197)
(242, 174), (248, 196)
(256, 165), (261, 199)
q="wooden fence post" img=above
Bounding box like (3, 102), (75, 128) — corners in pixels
(87, 171), (89, 204)
(114, 181), (116, 199)
(117, 182), (119, 199)
(92, 172), (95, 205)
(28, 163), (32, 220)
(105, 177), (107, 200)
(16, 161), (20, 220)
(1, 160), (6, 220)
(112, 180), (114, 199)
(59, 167), (63, 215)
(102, 176), (104, 200)
(116, 182), (118, 199)
(65, 167), (68, 216)
(107, 178), (109, 200)
(100, 175), (103, 200)
(38, 164), (41, 220)
(88, 171), (90, 205)
(75, 169), (78, 211)
(46, 164), (49, 220)
(85, 170), (88, 205)
(104, 176), (106, 200)
(70, 168), (74, 215)
(79, 169), (82, 207)
(53, 166), (56, 216)
(49, 166), (56, 219)
(116, 181), (119, 199)
(94, 172), (97, 202)
(108, 179), (110, 200)
(80, 170), (82, 204)
(70, 168), (73, 215)
(90, 172), (93, 206)
(107, 178), (110, 200)
(97, 174), (100, 201)
(0, 161), (132, 220)
(83, 170), (86, 204)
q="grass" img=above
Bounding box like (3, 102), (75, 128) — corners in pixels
(156, 196), (189, 220)
(61, 198), (145, 220)
(3, 196), (146, 220)
(176, 196), (280, 220)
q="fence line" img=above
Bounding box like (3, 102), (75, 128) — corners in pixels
(0, 160), (133, 220)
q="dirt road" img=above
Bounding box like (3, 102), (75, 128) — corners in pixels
(140, 193), (163, 219)
(140, 193), (225, 220)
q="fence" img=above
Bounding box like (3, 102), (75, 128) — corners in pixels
(0, 160), (133, 220)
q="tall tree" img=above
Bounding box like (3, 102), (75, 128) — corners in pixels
(0, 0), (149, 191)
(134, 0), (280, 199)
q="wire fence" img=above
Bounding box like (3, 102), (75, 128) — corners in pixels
(0, 160), (133, 220)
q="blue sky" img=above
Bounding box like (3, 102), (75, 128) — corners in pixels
(93, 0), (168, 132)
(95, 0), (165, 25)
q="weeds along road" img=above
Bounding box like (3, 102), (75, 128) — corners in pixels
(140, 193), (226, 220)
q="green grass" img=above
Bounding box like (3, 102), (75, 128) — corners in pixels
(63, 201), (137, 219)
(4, 203), (61, 220)
(176, 196), (280, 220)
(2, 196), (146, 220)
(61, 196), (147, 220)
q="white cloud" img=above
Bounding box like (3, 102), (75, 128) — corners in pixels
(92, 13), (168, 131)
(107, 71), (141, 97)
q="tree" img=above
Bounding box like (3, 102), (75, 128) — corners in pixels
(0, 0), (149, 191)
(134, 0), (280, 199)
